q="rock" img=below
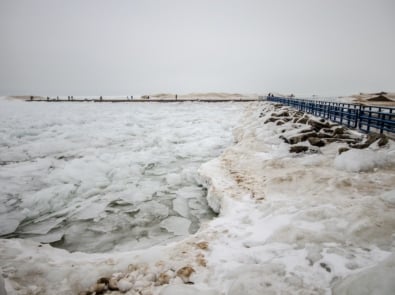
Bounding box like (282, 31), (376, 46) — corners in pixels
(350, 133), (381, 149)
(327, 138), (359, 144)
(176, 266), (195, 283)
(333, 127), (345, 135)
(118, 279), (134, 292)
(338, 147), (350, 155)
(264, 117), (279, 124)
(378, 135), (389, 147)
(288, 132), (317, 144)
(97, 277), (109, 285)
(276, 120), (284, 126)
(279, 135), (289, 144)
(300, 128), (314, 133)
(297, 115), (310, 124)
(308, 119), (330, 131)
(322, 128), (334, 134)
(273, 111), (289, 117)
(307, 137), (326, 147)
(289, 146), (309, 153)
(317, 132), (332, 139)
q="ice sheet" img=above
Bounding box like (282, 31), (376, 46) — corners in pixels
(0, 99), (244, 252)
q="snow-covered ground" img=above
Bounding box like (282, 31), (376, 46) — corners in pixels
(1, 99), (394, 294)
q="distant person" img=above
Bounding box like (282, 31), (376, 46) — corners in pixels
(175, 94), (178, 100)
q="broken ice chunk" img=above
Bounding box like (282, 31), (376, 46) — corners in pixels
(73, 202), (108, 220)
(160, 216), (191, 235)
(0, 213), (22, 235)
(172, 198), (190, 218)
(19, 217), (65, 235)
(31, 230), (64, 243)
(166, 173), (182, 186)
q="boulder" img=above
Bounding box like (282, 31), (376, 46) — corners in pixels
(264, 117), (279, 124)
(297, 115), (310, 124)
(338, 147), (350, 155)
(308, 119), (330, 131)
(290, 146), (309, 153)
(332, 127), (345, 135)
(350, 133), (381, 149)
(307, 137), (326, 147)
(288, 132), (317, 144)
(279, 135), (289, 144)
(272, 111), (290, 117)
(378, 135), (389, 147)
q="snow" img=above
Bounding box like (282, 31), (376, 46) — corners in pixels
(117, 278), (134, 292)
(332, 254), (395, 295)
(159, 285), (217, 295)
(0, 98), (394, 295)
(380, 189), (395, 205)
(334, 148), (394, 172)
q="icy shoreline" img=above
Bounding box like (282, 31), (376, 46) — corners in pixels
(1, 101), (395, 294)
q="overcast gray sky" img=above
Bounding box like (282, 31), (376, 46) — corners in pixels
(0, 0), (394, 96)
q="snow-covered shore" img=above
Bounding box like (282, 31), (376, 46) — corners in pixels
(1, 101), (395, 294)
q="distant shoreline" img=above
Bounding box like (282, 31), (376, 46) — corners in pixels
(24, 98), (258, 103)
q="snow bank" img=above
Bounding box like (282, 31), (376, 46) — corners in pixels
(334, 148), (394, 172)
(195, 102), (395, 294)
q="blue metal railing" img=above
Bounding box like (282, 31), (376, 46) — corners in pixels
(266, 96), (395, 134)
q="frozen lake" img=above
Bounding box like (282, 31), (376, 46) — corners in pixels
(0, 99), (245, 252)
